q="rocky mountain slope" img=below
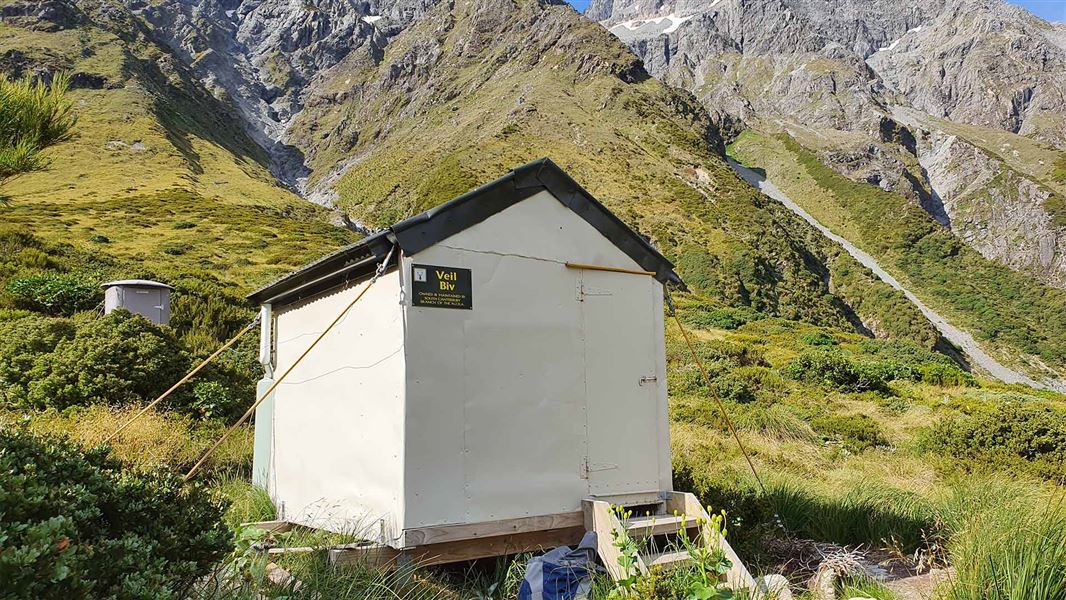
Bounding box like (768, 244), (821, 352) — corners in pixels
(1, 0), (943, 346)
(8, 0), (1066, 383)
(589, 0), (1066, 289)
(0, 0), (357, 287)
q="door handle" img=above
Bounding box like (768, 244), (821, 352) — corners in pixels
(639, 375), (658, 386)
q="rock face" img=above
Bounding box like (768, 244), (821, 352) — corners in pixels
(119, 0), (437, 192)
(912, 127), (1066, 288)
(590, 0), (1066, 288)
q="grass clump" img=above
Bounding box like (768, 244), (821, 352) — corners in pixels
(938, 480), (1066, 600)
(1, 404), (252, 472)
(0, 73), (76, 188)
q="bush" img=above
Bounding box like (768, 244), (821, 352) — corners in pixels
(190, 380), (243, 421)
(810, 413), (889, 452)
(681, 305), (760, 330)
(22, 310), (191, 410)
(0, 315), (75, 400)
(919, 363), (976, 387)
(784, 350), (895, 393)
(799, 331), (836, 346)
(713, 374), (756, 404)
(923, 403), (1066, 480)
(7, 273), (101, 315)
(0, 427), (232, 599)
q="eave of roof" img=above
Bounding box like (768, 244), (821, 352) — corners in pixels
(248, 158), (683, 306)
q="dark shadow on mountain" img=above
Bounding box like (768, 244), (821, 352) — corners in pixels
(934, 335), (973, 372)
(912, 167), (951, 227)
(120, 49), (270, 177)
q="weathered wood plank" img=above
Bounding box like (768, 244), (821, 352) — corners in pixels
(402, 511), (583, 546)
(674, 492), (756, 591)
(405, 526), (585, 567)
(328, 543), (400, 569)
(583, 499), (633, 580)
(329, 528), (584, 569)
(241, 520), (293, 534)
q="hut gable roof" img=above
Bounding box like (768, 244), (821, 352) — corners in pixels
(249, 158), (682, 306)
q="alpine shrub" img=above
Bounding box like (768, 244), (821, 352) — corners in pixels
(798, 331), (836, 346)
(810, 413), (889, 452)
(713, 374), (756, 404)
(0, 427), (231, 599)
(681, 305), (760, 330)
(784, 350), (894, 393)
(23, 310), (190, 410)
(190, 380), (243, 420)
(924, 403), (1066, 480)
(7, 272), (101, 315)
(0, 315), (75, 401)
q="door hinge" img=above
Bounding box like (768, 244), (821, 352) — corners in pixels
(581, 458), (619, 478)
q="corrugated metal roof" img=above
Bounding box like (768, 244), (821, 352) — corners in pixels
(248, 158), (683, 306)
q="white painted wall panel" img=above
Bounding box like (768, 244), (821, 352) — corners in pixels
(270, 274), (405, 538)
(402, 191), (668, 530)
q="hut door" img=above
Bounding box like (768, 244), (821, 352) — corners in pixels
(580, 269), (662, 496)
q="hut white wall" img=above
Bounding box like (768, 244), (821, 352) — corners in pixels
(400, 190), (671, 532)
(269, 274), (406, 538)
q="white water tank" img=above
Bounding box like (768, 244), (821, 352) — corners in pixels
(101, 280), (174, 325)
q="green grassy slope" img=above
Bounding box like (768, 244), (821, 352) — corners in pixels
(0, 9), (357, 291)
(287, 0), (938, 346)
(730, 130), (1066, 378)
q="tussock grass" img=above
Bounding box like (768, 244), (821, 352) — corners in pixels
(0, 404), (252, 472)
(0, 73), (75, 183)
(938, 480), (1066, 600)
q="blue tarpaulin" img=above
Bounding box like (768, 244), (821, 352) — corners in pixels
(518, 531), (600, 600)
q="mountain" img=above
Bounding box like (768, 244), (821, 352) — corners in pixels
(589, 0), (1066, 289)
(0, 0), (948, 350)
(0, 0), (358, 290)
(589, 0), (1066, 381)
(7, 0), (1066, 384)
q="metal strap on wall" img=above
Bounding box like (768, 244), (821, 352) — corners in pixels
(564, 262), (656, 277)
(183, 243), (397, 483)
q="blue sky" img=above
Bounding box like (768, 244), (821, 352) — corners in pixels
(565, 0), (1065, 23)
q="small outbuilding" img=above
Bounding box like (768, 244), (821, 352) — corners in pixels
(248, 158), (683, 552)
(101, 279), (174, 324)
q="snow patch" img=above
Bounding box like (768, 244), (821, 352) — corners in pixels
(877, 25), (923, 52)
(610, 13), (693, 35)
(361, 15), (383, 24)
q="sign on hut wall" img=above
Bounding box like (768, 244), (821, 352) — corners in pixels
(411, 264), (473, 309)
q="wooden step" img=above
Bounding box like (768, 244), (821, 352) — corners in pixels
(644, 549), (691, 570)
(625, 514), (692, 538)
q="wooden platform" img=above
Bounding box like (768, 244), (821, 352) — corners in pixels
(245, 491), (779, 596)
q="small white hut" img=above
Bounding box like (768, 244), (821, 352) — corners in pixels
(248, 158), (683, 553)
(101, 279), (174, 324)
